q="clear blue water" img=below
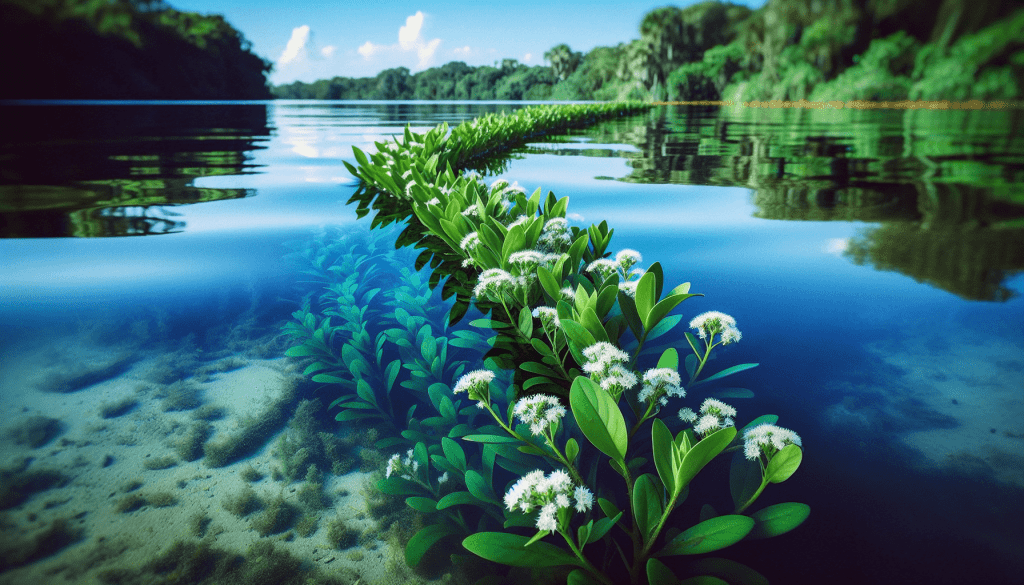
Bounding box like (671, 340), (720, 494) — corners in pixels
(0, 101), (1022, 584)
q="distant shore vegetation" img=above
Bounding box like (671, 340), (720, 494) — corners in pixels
(275, 0), (1024, 103)
(0, 0), (272, 99)
(1, 0), (1019, 102)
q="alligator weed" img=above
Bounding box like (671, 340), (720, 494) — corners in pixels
(283, 102), (809, 584)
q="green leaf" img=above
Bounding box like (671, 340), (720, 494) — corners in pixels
(568, 568), (604, 585)
(713, 388), (755, 399)
(441, 436), (466, 472)
(565, 438), (580, 464)
(689, 558), (769, 585)
(561, 319), (597, 349)
(766, 445), (802, 483)
(678, 427), (736, 490)
(647, 558), (679, 585)
(729, 451), (764, 512)
(406, 524), (460, 567)
(285, 344), (319, 358)
(746, 502), (810, 540)
(538, 265), (562, 302)
(657, 515), (755, 556)
(518, 307), (534, 338)
(376, 476), (420, 496)
(651, 418), (677, 496)
(644, 292), (700, 333)
(462, 434), (522, 443)
(656, 348), (679, 371)
(632, 474), (663, 545)
(588, 511), (622, 543)
(579, 307), (608, 343)
(570, 377), (627, 462)
(405, 497), (437, 513)
(436, 491), (489, 510)
(699, 363), (759, 384)
(597, 497), (620, 520)
(635, 271), (657, 325)
(465, 469), (500, 505)
(462, 532), (582, 568)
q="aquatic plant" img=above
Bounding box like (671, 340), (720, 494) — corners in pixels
(342, 102), (809, 583)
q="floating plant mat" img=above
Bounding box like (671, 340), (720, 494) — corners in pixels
(277, 102), (813, 584)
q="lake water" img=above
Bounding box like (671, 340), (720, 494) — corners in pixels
(1, 100), (1022, 584)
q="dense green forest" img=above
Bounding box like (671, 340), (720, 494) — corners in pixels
(275, 0), (1024, 102)
(0, 0), (272, 99)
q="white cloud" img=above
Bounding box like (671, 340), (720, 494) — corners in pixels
(358, 11), (441, 71)
(321, 46), (336, 58)
(453, 45), (472, 55)
(523, 53), (533, 63)
(279, 25), (310, 65)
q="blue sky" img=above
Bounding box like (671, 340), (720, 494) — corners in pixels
(169, 0), (767, 84)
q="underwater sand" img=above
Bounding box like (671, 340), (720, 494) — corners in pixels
(826, 331), (1024, 488)
(0, 333), (417, 584)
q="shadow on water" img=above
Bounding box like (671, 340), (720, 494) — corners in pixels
(0, 102), (272, 237)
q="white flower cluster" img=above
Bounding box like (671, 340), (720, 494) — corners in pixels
(507, 215), (529, 229)
(532, 306), (560, 329)
(503, 469), (594, 531)
(538, 217), (571, 251)
(559, 286), (576, 301)
(385, 449), (419, 480)
(460, 232), (481, 253)
(689, 311), (742, 345)
(683, 398), (738, 435)
(586, 258), (619, 279)
(472, 268), (518, 300)
(452, 369), (495, 407)
(637, 368), (684, 407)
(513, 394), (566, 436)
(615, 249), (642, 273)
(508, 250), (561, 272)
(582, 342), (637, 394)
(743, 424), (802, 461)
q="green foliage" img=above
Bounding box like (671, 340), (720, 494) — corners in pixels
(909, 9), (1024, 101)
(336, 102), (809, 583)
(0, 0), (272, 99)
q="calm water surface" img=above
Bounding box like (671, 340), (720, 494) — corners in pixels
(1, 101), (1021, 584)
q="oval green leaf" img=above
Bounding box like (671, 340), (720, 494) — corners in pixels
(746, 502), (811, 540)
(462, 532), (582, 567)
(570, 376), (627, 462)
(657, 515), (755, 556)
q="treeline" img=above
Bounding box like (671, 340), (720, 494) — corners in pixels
(0, 0), (272, 99)
(275, 0), (1024, 102)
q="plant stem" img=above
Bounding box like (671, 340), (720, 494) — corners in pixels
(559, 529), (613, 585)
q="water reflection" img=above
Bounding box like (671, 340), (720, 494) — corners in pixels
(0, 102), (271, 237)
(555, 105), (1024, 301)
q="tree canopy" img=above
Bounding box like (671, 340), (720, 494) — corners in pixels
(0, 0), (273, 99)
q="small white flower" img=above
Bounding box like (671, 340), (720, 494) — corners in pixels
(401, 169), (413, 179)
(689, 311), (741, 344)
(513, 394), (566, 437)
(438, 472), (449, 484)
(507, 215), (529, 229)
(532, 306), (560, 328)
(460, 232), (480, 252)
(700, 398), (737, 418)
(694, 414), (721, 435)
(425, 197), (440, 206)
(559, 287), (575, 300)
(473, 268), (516, 299)
(573, 486), (594, 513)
(536, 502), (559, 531)
(452, 370), (495, 406)
(586, 258), (618, 278)
(743, 424), (802, 460)
(678, 408), (697, 423)
(618, 280), (639, 297)
(508, 250), (546, 270)
(615, 249), (642, 271)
